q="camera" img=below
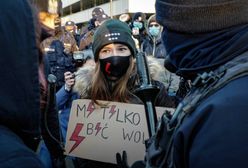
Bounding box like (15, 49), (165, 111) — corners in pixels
(73, 50), (94, 68)
(73, 51), (84, 62)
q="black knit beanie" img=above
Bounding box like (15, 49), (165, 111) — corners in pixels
(92, 19), (136, 61)
(156, 0), (248, 33)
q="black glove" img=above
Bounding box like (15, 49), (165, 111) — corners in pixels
(116, 151), (130, 168)
(52, 157), (66, 168)
(145, 113), (176, 168)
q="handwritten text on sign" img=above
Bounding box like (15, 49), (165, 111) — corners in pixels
(65, 99), (174, 165)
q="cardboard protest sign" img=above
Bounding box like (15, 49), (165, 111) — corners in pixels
(65, 99), (174, 165)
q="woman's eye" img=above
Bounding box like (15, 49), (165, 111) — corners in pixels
(101, 49), (110, 53)
(119, 47), (128, 51)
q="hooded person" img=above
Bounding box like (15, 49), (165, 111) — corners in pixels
(0, 0), (44, 167)
(131, 12), (146, 33)
(141, 14), (167, 59)
(141, 0), (248, 168)
(131, 12), (147, 48)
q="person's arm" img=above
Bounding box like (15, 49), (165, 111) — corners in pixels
(56, 71), (75, 110)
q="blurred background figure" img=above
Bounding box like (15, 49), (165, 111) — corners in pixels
(142, 14), (166, 59)
(91, 7), (105, 18)
(64, 21), (75, 33)
(44, 40), (75, 91)
(130, 12), (147, 48)
(64, 20), (80, 47)
(119, 13), (131, 25)
(79, 7), (110, 51)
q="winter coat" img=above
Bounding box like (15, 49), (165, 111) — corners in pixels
(173, 53), (248, 168)
(56, 86), (80, 141)
(59, 57), (177, 141)
(142, 38), (167, 59)
(73, 56), (177, 107)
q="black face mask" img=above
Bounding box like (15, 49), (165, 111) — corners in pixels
(99, 56), (131, 80)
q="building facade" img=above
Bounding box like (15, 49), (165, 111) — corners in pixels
(61, 0), (156, 25)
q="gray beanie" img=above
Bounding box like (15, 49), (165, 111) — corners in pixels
(155, 0), (248, 33)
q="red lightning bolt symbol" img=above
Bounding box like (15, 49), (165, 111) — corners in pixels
(87, 101), (95, 118)
(69, 123), (85, 153)
(109, 105), (116, 119)
(105, 62), (111, 75)
(95, 122), (102, 136)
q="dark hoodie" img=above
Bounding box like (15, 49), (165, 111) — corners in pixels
(0, 0), (43, 167)
(154, 1), (248, 168)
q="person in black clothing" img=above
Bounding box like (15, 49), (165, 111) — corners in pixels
(143, 0), (248, 168)
(45, 40), (76, 91)
(130, 12), (147, 47)
(0, 0), (44, 167)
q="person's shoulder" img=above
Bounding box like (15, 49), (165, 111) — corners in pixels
(73, 64), (95, 97)
(210, 75), (248, 103)
(182, 75), (248, 127)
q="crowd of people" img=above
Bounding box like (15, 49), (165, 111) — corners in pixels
(1, 0), (248, 168)
(38, 7), (183, 167)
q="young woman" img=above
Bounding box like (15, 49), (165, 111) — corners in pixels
(74, 19), (175, 107)
(57, 19), (176, 168)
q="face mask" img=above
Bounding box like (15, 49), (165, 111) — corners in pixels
(133, 21), (143, 29)
(99, 56), (130, 80)
(149, 26), (160, 37)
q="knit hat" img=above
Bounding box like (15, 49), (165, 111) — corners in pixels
(155, 0), (248, 33)
(92, 19), (136, 61)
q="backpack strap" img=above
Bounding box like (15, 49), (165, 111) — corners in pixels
(170, 52), (248, 167)
(183, 51), (248, 114)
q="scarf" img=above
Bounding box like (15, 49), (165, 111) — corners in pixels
(162, 24), (248, 79)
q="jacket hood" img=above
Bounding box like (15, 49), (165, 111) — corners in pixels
(73, 56), (170, 96)
(0, 1), (40, 137)
(146, 14), (162, 40)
